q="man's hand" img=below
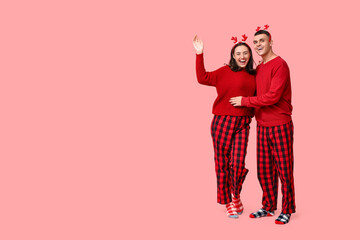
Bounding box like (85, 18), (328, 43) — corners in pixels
(229, 96), (242, 107)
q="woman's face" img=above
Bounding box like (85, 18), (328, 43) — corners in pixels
(233, 45), (250, 68)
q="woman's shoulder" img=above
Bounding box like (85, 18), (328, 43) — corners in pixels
(214, 65), (231, 74)
(220, 65), (231, 70)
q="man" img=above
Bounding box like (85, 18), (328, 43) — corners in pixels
(229, 27), (296, 225)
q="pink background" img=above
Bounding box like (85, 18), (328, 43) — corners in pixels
(1, 0), (359, 239)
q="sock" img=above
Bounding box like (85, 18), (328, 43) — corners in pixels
(249, 208), (274, 218)
(275, 213), (291, 224)
(232, 196), (244, 215)
(226, 203), (238, 218)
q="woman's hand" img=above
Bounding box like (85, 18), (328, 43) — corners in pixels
(229, 96), (242, 107)
(193, 35), (204, 54)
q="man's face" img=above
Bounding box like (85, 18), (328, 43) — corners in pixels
(253, 34), (272, 56)
(232, 45), (250, 68)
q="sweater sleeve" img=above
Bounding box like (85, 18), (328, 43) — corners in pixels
(241, 62), (289, 107)
(196, 53), (220, 86)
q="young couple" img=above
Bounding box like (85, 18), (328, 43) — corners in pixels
(193, 26), (295, 225)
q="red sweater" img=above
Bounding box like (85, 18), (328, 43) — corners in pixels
(196, 53), (256, 116)
(241, 56), (292, 126)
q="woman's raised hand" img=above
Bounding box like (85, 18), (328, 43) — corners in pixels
(193, 35), (204, 54)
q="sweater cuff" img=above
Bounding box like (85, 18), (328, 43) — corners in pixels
(241, 97), (250, 107)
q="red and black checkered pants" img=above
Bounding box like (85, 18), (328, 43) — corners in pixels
(257, 120), (296, 214)
(211, 115), (251, 204)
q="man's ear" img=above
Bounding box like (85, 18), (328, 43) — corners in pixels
(270, 40), (273, 47)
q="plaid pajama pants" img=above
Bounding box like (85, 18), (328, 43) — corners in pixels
(211, 115), (251, 204)
(257, 120), (296, 214)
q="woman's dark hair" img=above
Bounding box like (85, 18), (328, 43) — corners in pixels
(228, 42), (256, 75)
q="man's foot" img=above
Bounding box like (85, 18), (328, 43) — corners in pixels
(232, 196), (244, 215)
(249, 208), (274, 218)
(275, 213), (291, 224)
(226, 203), (238, 218)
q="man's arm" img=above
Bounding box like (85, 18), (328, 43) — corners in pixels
(230, 63), (289, 107)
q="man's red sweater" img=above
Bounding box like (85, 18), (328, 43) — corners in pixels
(196, 53), (256, 116)
(241, 56), (292, 127)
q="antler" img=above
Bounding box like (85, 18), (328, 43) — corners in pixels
(264, 24), (269, 30)
(241, 34), (248, 42)
(256, 26), (261, 32)
(231, 36), (238, 43)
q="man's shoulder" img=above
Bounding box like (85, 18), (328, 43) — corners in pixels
(273, 57), (289, 70)
(277, 56), (289, 65)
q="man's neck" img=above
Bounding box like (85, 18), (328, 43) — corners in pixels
(261, 50), (278, 64)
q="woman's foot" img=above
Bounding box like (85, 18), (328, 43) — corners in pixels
(232, 196), (244, 215)
(226, 203), (238, 218)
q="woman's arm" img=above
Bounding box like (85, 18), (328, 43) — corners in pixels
(193, 35), (217, 86)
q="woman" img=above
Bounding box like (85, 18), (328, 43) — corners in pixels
(193, 35), (256, 218)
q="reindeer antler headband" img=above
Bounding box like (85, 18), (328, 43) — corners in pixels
(255, 24), (271, 41)
(231, 34), (249, 49)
